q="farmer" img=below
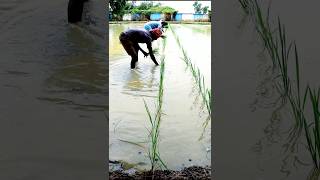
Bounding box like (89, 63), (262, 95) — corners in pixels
(144, 19), (168, 32)
(119, 28), (163, 69)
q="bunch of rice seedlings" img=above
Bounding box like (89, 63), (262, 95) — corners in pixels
(169, 25), (212, 131)
(143, 38), (167, 172)
(303, 86), (320, 168)
(241, 0), (293, 111)
(239, 0), (301, 143)
(286, 44), (308, 147)
(252, 0), (277, 68)
(238, 0), (320, 170)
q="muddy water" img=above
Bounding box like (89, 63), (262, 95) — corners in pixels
(0, 0), (107, 179)
(214, 1), (320, 179)
(109, 23), (211, 170)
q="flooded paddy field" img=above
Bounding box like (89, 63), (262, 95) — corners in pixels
(214, 0), (320, 179)
(109, 23), (211, 171)
(0, 1), (107, 179)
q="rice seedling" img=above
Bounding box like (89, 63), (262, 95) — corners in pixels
(239, 0), (250, 14)
(240, 0), (293, 109)
(238, 0), (320, 171)
(303, 86), (320, 169)
(143, 37), (168, 173)
(239, 0), (303, 146)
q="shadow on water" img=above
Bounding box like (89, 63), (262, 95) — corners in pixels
(122, 66), (158, 97)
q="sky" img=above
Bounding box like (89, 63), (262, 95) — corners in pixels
(134, 1), (211, 13)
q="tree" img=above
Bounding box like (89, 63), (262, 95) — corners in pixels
(109, 0), (127, 21)
(193, 1), (202, 14)
(202, 6), (209, 14)
(137, 2), (154, 10)
(193, 1), (209, 14)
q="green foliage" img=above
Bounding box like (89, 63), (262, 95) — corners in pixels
(138, 2), (154, 10)
(238, 0), (320, 173)
(193, 1), (209, 14)
(193, 1), (202, 14)
(109, 0), (130, 20)
(202, 6), (209, 14)
(159, 6), (176, 14)
(130, 4), (176, 14)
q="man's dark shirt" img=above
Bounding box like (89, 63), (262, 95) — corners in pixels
(122, 29), (153, 45)
(120, 28), (158, 66)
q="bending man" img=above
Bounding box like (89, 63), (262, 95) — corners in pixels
(119, 28), (162, 69)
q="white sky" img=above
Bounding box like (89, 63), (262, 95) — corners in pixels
(134, 1), (211, 13)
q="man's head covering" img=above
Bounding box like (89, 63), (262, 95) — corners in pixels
(150, 28), (162, 39)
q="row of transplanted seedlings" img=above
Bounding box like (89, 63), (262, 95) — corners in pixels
(239, 0), (320, 173)
(169, 24), (212, 139)
(143, 37), (168, 173)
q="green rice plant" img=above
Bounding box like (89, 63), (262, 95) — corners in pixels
(169, 24), (212, 138)
(275, 17), (293, 98)
(239, 0), (320, 172)
(286, 44), (309, 150)
(303, 86), (320, 169)
(143, 38), (168, 172)
(242, 0), (303, 144)
(244, 0), (293, 103)
(239, 0), (251, 14)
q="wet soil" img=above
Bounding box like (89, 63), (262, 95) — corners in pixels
(109, 166), (211, 180)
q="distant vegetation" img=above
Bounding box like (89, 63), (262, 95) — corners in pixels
(193, 1), (209, 14)
(109, 1), (176, 20)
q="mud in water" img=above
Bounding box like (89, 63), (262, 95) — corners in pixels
(109, 165), (211, 180)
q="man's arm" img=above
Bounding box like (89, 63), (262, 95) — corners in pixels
(137, 44), (148, 57)
(147, 43), (159, 65)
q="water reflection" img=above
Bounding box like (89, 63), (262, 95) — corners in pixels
(123, 66), (157, 95)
